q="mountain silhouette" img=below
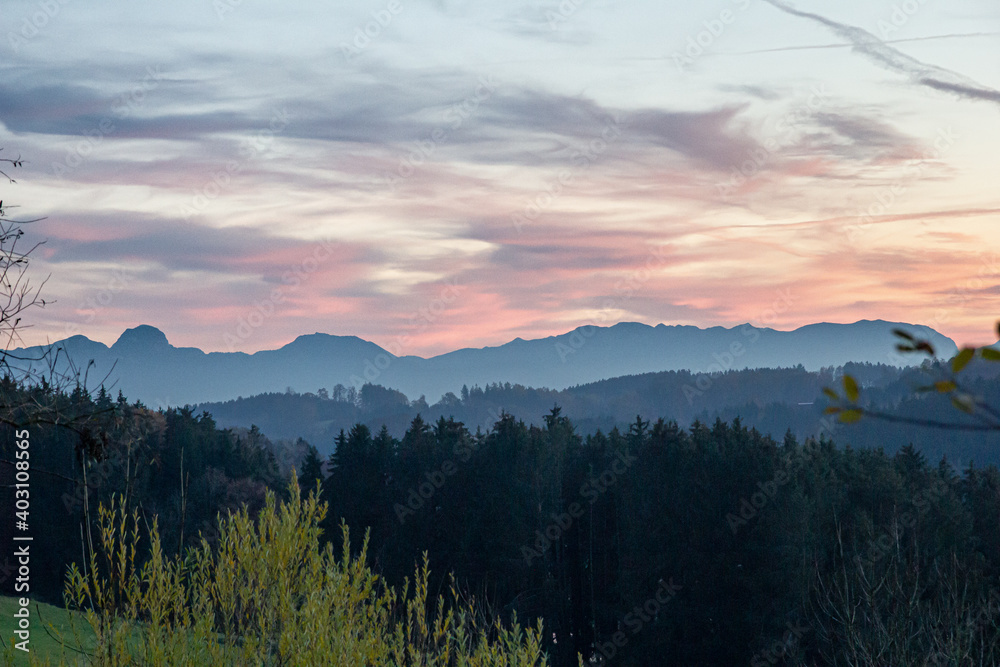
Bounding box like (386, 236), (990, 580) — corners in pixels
(12, 320), (958, 408)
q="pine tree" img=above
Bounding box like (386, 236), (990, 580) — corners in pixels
(298, 444), (325, 489)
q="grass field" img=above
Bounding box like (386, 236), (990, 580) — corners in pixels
(0, 596), (93, 666)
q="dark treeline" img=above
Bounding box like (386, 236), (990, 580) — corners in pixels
(0, 378), (299, 603)
(319, 408), (1000, 666)
(3, 377), (1000, 665)
(199, 361), (1000, 467)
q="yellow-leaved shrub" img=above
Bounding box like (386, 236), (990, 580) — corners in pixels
(48, 477), (550, 666)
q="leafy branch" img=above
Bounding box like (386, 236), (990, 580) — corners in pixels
(824, 324), (1000, 431)
(0, 148), (25, 183)
(1, 148), (117, 429)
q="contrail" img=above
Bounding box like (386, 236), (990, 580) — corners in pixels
(760, 0), (1000, 106)
(719, 32), (998, 56)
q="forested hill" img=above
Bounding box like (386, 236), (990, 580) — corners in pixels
(197, 360), (1000, 467)
(7, 376), (999, 666)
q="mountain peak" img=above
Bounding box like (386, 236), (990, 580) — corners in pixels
(112, 325), (170, 350)
(281, 332), (377, 351)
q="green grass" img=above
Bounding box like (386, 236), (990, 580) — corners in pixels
(1, 596), (93, 666)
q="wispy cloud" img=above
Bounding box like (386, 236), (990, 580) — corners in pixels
(3, 0), (997, 353)
(761, 1), (1000, 107)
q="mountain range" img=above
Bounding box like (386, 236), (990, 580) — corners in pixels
(10, 319), (959, 408)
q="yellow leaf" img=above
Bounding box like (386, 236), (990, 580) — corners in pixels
(824, 406), (841, 414)
(952, 347), (975, 373)
(951, 396), (975, 414)
(935, 381), (958, 393)
(822, 387), (839, 401)
(982, 348), (1000, 362)
(843, 375), (859, 403)
(839, 409), (863, 423)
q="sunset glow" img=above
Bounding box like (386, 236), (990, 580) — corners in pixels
(3, 0), (998, 355)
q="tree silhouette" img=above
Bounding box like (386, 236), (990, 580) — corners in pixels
(0, 149), (49, 383)
(297, 443), (325, 488)
(0, 150), (115, 493)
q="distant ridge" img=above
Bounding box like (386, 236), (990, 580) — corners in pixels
(11, 320), (959, 408)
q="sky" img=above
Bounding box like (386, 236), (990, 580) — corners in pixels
(1, 0), (999, 356)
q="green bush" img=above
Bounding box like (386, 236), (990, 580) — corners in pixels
(49, 478), (549, 666)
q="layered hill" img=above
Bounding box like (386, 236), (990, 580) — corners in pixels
(10, 320), (958, 408)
